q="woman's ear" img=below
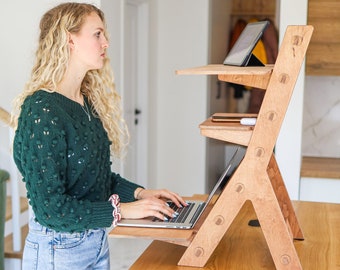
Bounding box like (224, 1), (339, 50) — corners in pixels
(68, 32), (75, 49)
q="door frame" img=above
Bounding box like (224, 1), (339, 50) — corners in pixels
(122, 0), (149, 187)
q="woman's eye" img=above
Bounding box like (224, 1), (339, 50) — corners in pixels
(95, 32), (101, 38)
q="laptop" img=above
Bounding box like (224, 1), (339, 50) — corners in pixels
(223, 20), (269, 67)
(117, 147), (243, 229)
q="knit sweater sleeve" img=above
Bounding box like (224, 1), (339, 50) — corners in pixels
(13, 95), (114, 232)
(110, 172), (143, 202)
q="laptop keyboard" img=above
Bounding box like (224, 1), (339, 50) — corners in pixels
(167, 202), (194, 223)
(153, 202), (194, 223)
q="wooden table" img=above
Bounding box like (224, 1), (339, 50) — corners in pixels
(120, 200), (340, 269)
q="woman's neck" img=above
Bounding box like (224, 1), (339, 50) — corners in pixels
(57, 67), (86, 105)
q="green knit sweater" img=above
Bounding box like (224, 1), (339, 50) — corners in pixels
(13, 90), (142, 232)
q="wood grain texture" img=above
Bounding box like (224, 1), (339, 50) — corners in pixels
(301, 156), (340, 179)
(231, 0), (275, 16)
(4, 225), (28, 259)
(130, 201), (340, 270)
(306, 0), (340, 75)
(176, 65), (273, 89)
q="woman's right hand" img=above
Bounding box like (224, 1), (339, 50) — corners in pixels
(120, 197), (179, 221)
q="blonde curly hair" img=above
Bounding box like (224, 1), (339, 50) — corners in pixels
(12, 2), (129, 158)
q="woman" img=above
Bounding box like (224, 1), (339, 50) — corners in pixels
(12, 3), (186, 269)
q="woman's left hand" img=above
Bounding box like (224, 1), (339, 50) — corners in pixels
(134, 188), (187, 208)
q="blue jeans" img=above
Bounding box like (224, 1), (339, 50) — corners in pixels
(22, 218), (110, 270)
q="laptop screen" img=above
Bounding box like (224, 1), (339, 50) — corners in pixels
(205, 146), (244, 205)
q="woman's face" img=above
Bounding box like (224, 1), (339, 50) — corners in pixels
(69, 12), (109, 72)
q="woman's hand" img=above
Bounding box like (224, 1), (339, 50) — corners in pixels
(120, 188), (188, 220)
(135, 188), (187, 208)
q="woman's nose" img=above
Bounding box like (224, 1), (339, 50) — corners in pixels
(102, 37), (109, 49)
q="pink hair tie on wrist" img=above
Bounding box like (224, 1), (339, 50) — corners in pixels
(108, 194), (121, 227)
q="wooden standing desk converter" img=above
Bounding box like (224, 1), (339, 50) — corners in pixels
(110, 26), (315, 269)
(109, 196), (340, 269)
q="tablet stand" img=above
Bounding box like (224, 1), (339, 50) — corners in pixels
(245, 53), (264, 66)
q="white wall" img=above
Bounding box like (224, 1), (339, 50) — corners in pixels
(1, 2), (44, 112)
(300, 177), (340, 203)
(276, 0), (308, 200)
(0, 0), (99, 147)
(148, 0), (209, 194)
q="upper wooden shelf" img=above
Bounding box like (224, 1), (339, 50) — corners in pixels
(176, 64), (274, 89)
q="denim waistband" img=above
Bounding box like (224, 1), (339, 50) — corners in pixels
(28, 217), (105, 236)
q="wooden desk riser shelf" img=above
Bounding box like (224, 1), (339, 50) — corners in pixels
(110, 25), (314, 269)
(176, 64), (274, 90)
(111, 194), (213, 247)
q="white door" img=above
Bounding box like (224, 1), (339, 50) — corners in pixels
(122, 0), (149, 186)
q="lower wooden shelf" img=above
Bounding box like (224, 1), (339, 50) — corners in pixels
(110, 194), (213, 247)
(127, 200), (340, 269)
(199, 118), (253, 146)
